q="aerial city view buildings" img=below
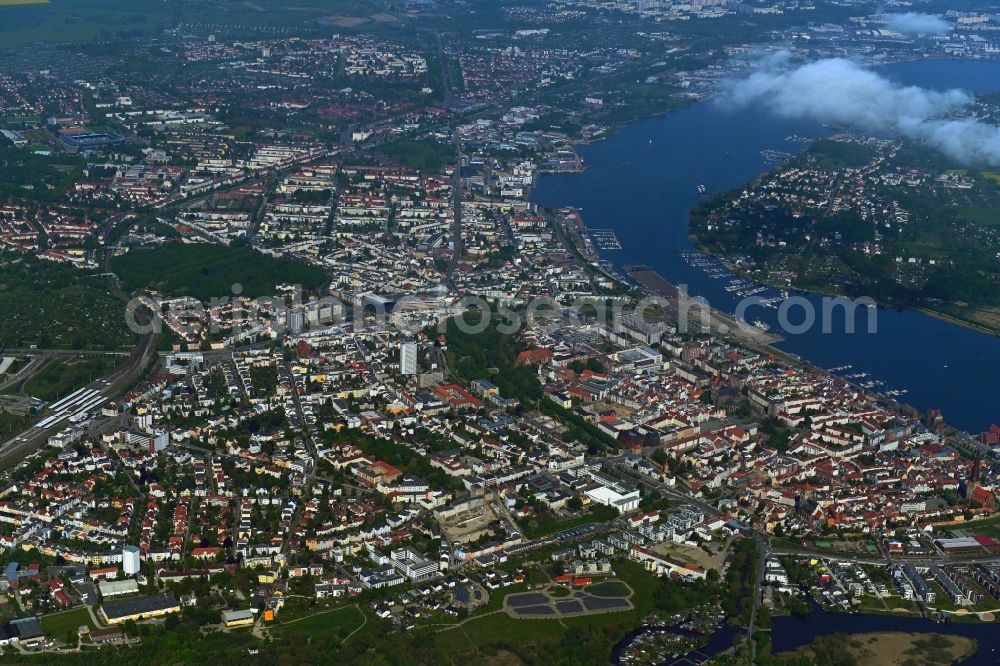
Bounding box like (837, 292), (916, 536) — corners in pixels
(0, 0), (998, 663)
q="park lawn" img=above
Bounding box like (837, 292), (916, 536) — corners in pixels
(433, 610), (566, 657)
(585, 581), (630, 598)
(431, 569), (654, 658)
(860, 564), (896, 588)
(380, 137), (453, 173)
(957, 206), (1000, 228)
(926, 581), (973, 614)
(962, 305), (1000, 334)
(944, 518), (1000, 543)
(611, 560), (657, 616)
(273, 604), (367, 641)
(596, 82), (688, 124)
(947, 513), (1000, 536)
(897, 237), (948, 258)
(111, 243), (328, 301)
(24, 356), (119, 402)
(807, 139), (877, 170)
(41, 607), (94, 641)
(781, 631), (976, 666)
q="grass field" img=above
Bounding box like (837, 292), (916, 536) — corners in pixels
(783, 536), (878, 556)
(958, 206), (1000, 228)
(780, 631), (976, 666)
(0, 413), (28, 440)
(807, 139), (877, 170)
(273, 604), (366, 641)
(585, 581), (630, 598)
(323, 15), (367, 27)
(0, 0), (49, 5)
(944, 513), (1000, 540)
(40, 607), (93, 642)
(440, 562), (655, 650)
(433, 611), (568, 657)
(24, 356), (118, 402)
(966, 306), (1000, 334)
(433, 585), (644, 659)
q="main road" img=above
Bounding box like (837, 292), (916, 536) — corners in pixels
(446, 127), (464, 286)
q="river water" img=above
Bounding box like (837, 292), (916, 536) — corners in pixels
(531, 59), (1000, 434)
(770, 606), (1000, 663)
(616, 610), (1000, 664)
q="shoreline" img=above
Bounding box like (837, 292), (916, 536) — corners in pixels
(625, 265), (785, 346)
(619, 262), (935, 435)
(778, 630), (979, 665)
(692, 235), (1000, 339)
(916, 306), (1000, 338)
(552, 229), (947, 437)
(534, 80), (1000, 437)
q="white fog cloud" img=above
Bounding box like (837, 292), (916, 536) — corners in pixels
(885, 12), (951, 34)
(724, 52), (1000, 165)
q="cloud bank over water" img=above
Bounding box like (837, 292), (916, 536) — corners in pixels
(725, 52), (1000, 166)
(884, 12), (951, 34)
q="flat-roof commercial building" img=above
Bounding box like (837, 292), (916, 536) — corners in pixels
(222, 609), (255, 628)
(0, 617), (43, 647)
(99, 579), (140, 598)
(99, 592), (181, 625)
(584, 483), (641, 513)
(390, 547), (439, 581)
